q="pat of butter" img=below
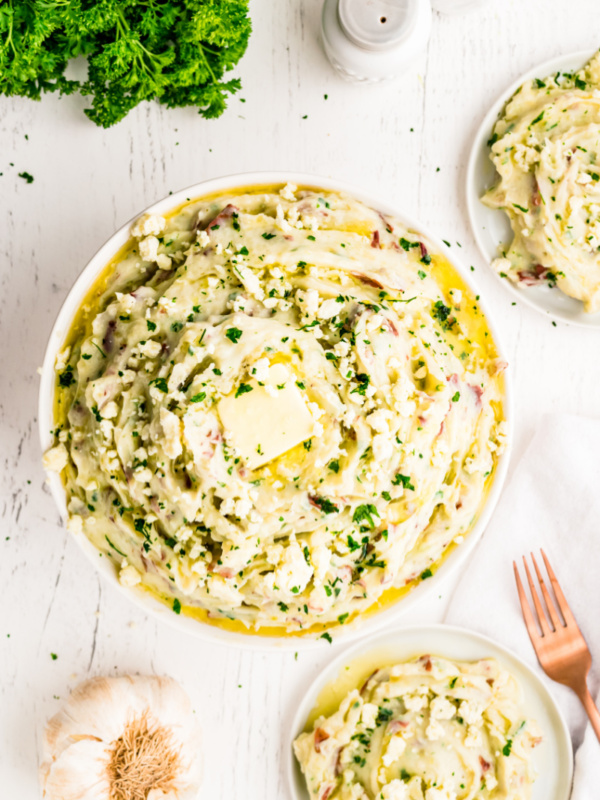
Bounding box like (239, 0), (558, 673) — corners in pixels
(218, 363), (315, 469)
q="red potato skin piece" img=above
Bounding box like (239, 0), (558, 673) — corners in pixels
(334, 747), (343, 776)
(383, 318), (399, 336)
(517, 264), (551, 285)
(479, 756), (491, 772)
(469, 384), (484, 407)
(531, 736), (543, 747)
(388, 719), (409, 734)
(360, 669), (380, 695)
(351, 271), (385, 289)
(314, 727), (330, 753)
(377, 211), (394, 233)
(371, 230), (380, 248)
(197, 203), (239, 231)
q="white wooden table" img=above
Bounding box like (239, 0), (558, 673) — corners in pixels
(2, 1), (599, 796)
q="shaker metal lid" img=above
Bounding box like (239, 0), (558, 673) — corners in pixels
(338, 0), (419, 52)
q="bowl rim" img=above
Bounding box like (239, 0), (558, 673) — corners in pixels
(39, 170), (513, 651)
(465, 48), (600, 328)
(285, 622), (573, 800)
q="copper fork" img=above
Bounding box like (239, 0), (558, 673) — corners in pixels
(514, 549), (600, 741)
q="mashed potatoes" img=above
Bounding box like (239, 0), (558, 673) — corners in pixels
(45, 184), (505, 633)
(294, 655), (541, 800)
(483, 51), (600, 312)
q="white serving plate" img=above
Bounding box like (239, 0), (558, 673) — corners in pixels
(287, 623), (573, 800)
(39, 171), (512, 650)
(466, 49), (600, 327)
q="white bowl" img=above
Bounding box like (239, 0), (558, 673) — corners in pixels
(287, 624), (573, 800)
(466, 49), (600, 327)
(39, 172), (513, 650)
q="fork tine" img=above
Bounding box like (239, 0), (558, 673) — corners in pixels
(513, 561), (543, 642)
(531, 551), (562, 630)
(522, 556), (551, 636)
(541, 549), (577, 627)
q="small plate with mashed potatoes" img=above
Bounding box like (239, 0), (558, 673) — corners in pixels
(40, 173), (510, 648)
(288, 624), (572, 800)
(467, 49), (600, 326)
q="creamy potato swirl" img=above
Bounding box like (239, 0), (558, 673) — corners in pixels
(294, 656), (541, 800)
(483, 51), (600, 311)
(45, 185), (505, 633)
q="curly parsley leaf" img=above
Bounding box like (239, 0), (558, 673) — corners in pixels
(0, 1), (252, 127)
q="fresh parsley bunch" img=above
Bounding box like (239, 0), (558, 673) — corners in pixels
(0, 0), (251, 127)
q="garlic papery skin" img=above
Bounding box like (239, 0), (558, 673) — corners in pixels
(40, 675), (202, 800)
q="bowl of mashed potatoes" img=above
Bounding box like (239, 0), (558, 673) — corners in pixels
(39, 174), (511, 648)
(288, 625), (572, 800)
(468, 49), (600, 325)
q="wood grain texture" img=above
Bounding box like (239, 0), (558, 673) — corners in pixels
(1, 0), (599, 795)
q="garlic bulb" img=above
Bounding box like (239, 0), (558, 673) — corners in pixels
(40, 675), (202, 800)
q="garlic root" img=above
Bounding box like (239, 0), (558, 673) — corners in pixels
(40, 675), (202, 800)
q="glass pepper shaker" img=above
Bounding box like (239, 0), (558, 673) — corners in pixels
(321, 0), (432, 85)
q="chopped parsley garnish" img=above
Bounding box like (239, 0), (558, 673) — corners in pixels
(512, 203), (529, 213)
(502, 738), (512, 757)
(312, 496), (339, 514)
(399, 237), (419, 251)
(529, 110), (544, 126)
(105, 536), (126, 557)
(451, 391), (460, 402)
(172, 598), (182, 614)
(352, 503), (379, 529)
(328, 459), (340, 473)
(432, 300), (455, 331)
(190, 392), (206, 403)
(146, 320), (157, 331)
(225, 327), (243, 343)
(235, 383), (253, 398)
(150, 377), (168, 393)
(392, 473), (414, 490)
(320, 632), (333, 644)
(351, 373), (370, 396)
(420, 568), (433, 580)
(58, 365), (76, 388)
(262, 232), (276, 240)
(376, 706), (394, 725)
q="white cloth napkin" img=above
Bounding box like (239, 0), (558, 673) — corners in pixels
(444, 414), (600, 797)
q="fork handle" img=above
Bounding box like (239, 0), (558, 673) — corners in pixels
(577, 686), (600, 743)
